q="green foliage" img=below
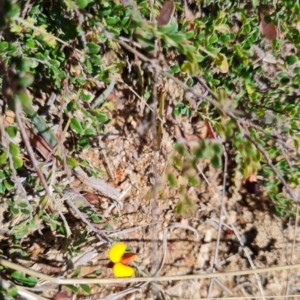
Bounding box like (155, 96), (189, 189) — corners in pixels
(0, 0), (299, 297)
(11, 271), (37, 287)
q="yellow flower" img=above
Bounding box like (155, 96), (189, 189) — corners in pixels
(113, 262), (135, 278)
(108, 243), (136, 278)
(108, 242), (127, 263)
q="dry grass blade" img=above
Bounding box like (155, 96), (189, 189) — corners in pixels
(1, 258), (300, 285)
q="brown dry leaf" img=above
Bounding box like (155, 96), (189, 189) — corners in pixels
(112, 169), (124, 187)
(25, 128), (52, 159)
(174, 124), (200, 149)
(0, 109), (15, 124)
(52, 290), (73, 300)
(259, 9), (278, 40)
(5, 110), (15, 124)
(29, 243), (43, 258)
(202, 107), (216, 139)
(81, 191), (100, 207)
(204, 119), (217, 139)
(157, 0), (175, 26)
(70, 63), (82, 76)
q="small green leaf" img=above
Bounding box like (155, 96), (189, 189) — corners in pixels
(188, 176), (200, 186)
(80, 91), (93, 102)
(193, 142), (212, 159)
(6, 286), (18, 297)
(84, 128), (95, 136)
(167, 173), (177, 187)
(18, 59), (34, 71)
(6, 3), (20, 19)
(85, 59), (93, 74)
(13, 156), (23, 169)
(212, 144), (223, 155)
(9, 143), (20, 157)
(67, 157), (79, 168)
(294, 67), (300, 75)
(11, 271), (37, 287)
(25, 39), (36, 48)
(95, 112), (109, 123)
(80, 284), (91, 294)
(28, 220), (37, 229)
(77, 0), (91, 9)
(65, 285), (79, 293)
(0, 41), (8, 51)
(19, 202), (27, 208)
(70, 118), (83, 135)
(294, 138), (300, 149)
(0, 182), (5, 193)
(0, 150), (7, 164)
(65, 100), (76, 113)
(35, 52), (45, 60)
(286, 55), (298, 65)
(21, 209), (31, 215)
(18, 73), (34, 88)
(211, 154), (222, 168)
(72, 267), (81, 278)
(78, 137), (89, 147)
(4, 179), (14, 191)
(208, 34), (218, 44)
(87, 42), (100, 54)
(11, 207), (19, 215)
(6, 126), (18, 138)
(106, 16), (120, 25)
(174, 143), (185, 156)
(180, 61), (199, 76)
(252, 0), (259, 8)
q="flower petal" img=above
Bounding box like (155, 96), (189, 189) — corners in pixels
(113, 262), (135, 278)
(108, 242), (127, 263)
(121, 253), (136, 265)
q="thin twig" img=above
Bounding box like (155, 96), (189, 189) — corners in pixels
(207, 145), (229, 298)
(0, 258), (299, 285)
(14, 100), (53, 204)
